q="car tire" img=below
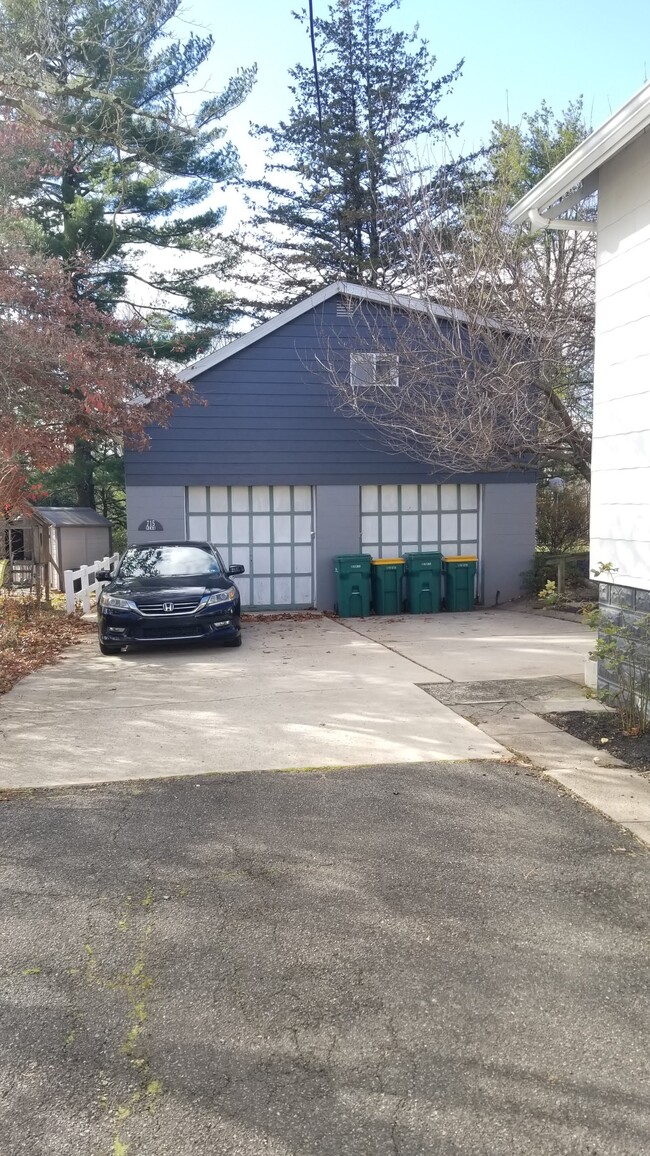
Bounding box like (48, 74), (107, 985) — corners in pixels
(223, 633), (242, 648)
(99, 641), (123, 656)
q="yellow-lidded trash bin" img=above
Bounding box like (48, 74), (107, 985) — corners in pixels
(443, 556), (477, 612)
(371, 558), (405, 615)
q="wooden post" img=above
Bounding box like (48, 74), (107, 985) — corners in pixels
(64, 569), (75, 614)
(80, 565), (90, 614)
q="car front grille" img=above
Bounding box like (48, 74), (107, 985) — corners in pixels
(136, 599), (202, 616)
(137, 623), (204, 639)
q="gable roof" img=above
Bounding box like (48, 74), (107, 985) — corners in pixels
(178, 281), (465, 383)
(36, 506), (111, 528)
(507, 79), (650, 230)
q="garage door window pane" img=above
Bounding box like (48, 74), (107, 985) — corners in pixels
(274, 545), (292, 572)
(209, 487), (229, 513)
(294, 545), (312, 572)
(294, 575), (312, 604)
(188, 515), (208, 538)
(231, 486), (250, 513)
(253, 546), (271, 572)
(293, 515), (312, 543)
(253, 577), (271, 606)
(420, 485), (438, 511)
(401, 484), (419, 512)
(252, 486), (270, 512)
(381, 485), (399, 512)
(440, 485), (458, 511)
(274, 576), (292, 604)
(361, 515), (378, 544)
(231, 516), (250, 544)
(460, 484), (478, 510)
(187, 486), (207, 513)
(253, 515), (271, 544)
(273, 515), (291, 543)
(361, 485), (379, 513)
(293, 486), (312, 512)
(400, 514), (419, 542)
(460, 513), (478, 539)
(440, 513), (458, 540)
(210, 515), (228, 542)
(273, 486), (291, 512)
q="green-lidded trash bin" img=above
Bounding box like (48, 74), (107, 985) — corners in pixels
(334, 554), (372, 617)
(444, 555), (477, 612)
(371, 558), (405, 615)
(403, 552), (443, 614)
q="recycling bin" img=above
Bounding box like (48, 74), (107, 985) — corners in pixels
(403, 552), (443, 614)
(371, 558), (405, 615)
(334, 554), (372, 617)
(443, 555), (478, 612)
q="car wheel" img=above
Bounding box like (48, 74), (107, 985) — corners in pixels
(223, 633), (242, 648)
(99, 641), (123, 656)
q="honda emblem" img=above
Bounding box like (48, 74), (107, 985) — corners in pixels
(162, 602), (174, 613)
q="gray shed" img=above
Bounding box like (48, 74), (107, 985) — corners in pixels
(38, 508), (112, 591)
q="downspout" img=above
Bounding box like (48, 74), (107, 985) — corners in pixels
(527, 207), (596, 234)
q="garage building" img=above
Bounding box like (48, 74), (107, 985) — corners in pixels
(125, 283), (536, 611)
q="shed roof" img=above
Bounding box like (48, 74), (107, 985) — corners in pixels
(36, 507), (111, 528)
(507, 80), (650, 229)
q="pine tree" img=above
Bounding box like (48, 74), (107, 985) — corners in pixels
(239, 0), (462, 313)
(0, 0), (255, 502)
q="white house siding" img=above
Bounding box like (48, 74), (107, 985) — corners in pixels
(591, 131), (650, 591)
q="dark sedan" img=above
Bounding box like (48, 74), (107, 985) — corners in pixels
(96, 541), (244, 655)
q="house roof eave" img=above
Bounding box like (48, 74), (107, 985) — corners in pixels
(507, 79), (650, 229)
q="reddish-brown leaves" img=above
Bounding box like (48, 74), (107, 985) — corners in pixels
(0, 597), (95, 694)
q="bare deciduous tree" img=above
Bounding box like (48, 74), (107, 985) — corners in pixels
(323, 177), (595, 481)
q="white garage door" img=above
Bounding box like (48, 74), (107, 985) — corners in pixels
(361, 484), (479, 558)
(186, 485), (314, 609)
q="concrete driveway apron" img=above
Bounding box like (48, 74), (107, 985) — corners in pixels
(0, 616), (509, 789)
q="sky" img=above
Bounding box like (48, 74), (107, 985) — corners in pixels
(172, 0), (650, 227)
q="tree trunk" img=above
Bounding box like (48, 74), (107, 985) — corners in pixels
(73, 440), (96, 508)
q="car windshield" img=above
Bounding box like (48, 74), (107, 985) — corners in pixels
(118, 546), (221, 579)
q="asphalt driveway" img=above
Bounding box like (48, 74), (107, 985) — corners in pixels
(1, 763), (648, 1155)
(0, 609), (591, 789)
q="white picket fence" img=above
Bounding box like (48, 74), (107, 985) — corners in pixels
(64, 552), (120, 615)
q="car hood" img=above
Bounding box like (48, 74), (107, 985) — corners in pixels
(105, 574), (234, 600)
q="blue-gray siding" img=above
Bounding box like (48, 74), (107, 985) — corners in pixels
(125, 296), (535, 489)
(480, 483), (536, 605)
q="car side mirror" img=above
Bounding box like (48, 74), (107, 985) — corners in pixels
(96, 569), (112, 582)
(228, 564), (245, 576)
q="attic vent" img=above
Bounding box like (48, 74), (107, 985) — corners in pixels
(336, 301), (353, 316)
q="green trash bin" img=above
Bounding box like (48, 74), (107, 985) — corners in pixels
(334, 554), (372, 617)
(443, 555), (477, 612)
(403, 552), (443, 614)
(371, 558), (405, 615)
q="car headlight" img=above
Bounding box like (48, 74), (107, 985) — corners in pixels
(205, 588), (237, 607)
(100, 593), (134, 611)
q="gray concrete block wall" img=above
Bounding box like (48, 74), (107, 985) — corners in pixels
(314, 486), (361, 610)
(480, 483), (537, 605)
(126, 486), (187, 545)
(597, 582), (650, 701)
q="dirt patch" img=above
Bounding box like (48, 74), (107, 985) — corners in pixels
(545, 711), (650, 776)
(0, 597), (95, 695)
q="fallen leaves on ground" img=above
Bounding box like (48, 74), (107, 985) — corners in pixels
(0, 596), (95, 695)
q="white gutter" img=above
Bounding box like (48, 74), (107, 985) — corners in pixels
(507, 79), (650, 227)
